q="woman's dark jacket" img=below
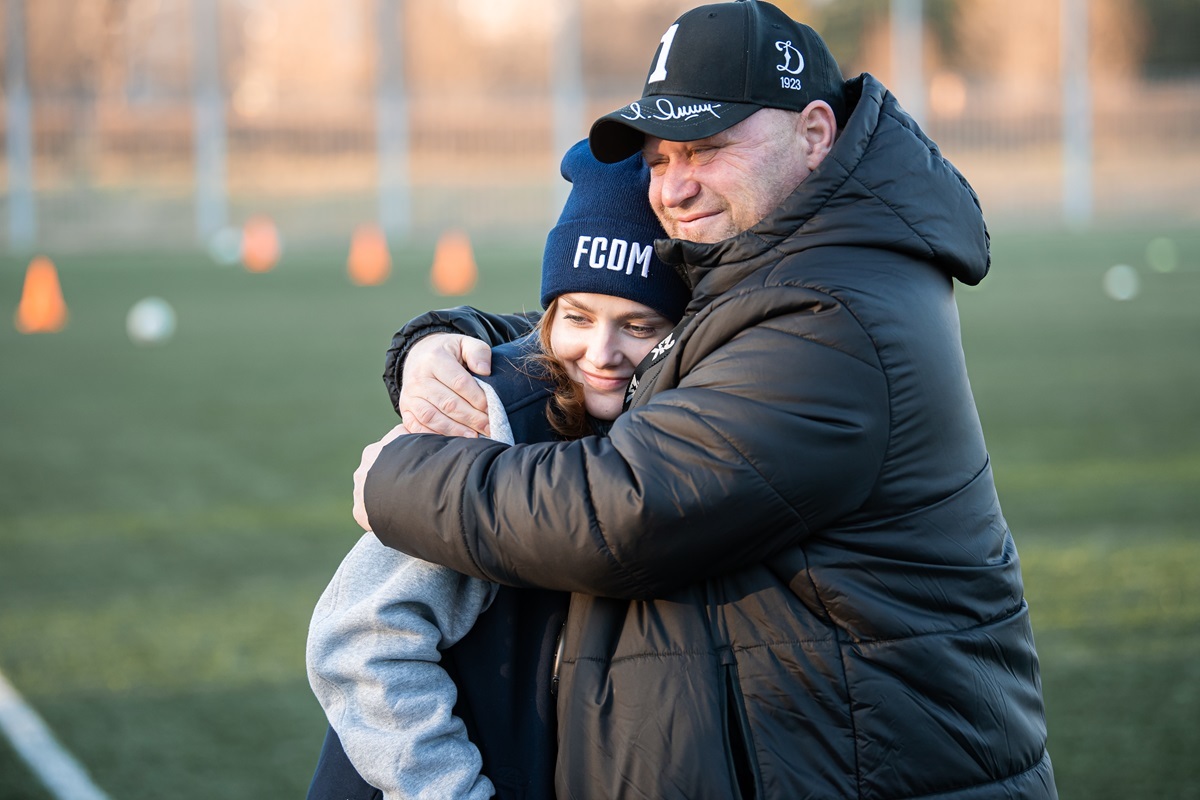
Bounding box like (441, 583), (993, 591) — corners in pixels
(370, 74), (1057, 800)
(445, 338), (566, 800)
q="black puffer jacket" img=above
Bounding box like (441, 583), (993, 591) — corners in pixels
(368, 74), (1056, 800)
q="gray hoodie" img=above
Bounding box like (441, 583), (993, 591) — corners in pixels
(306, 382), (514, 799)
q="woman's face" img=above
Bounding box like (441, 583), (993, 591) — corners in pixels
(549, 292), (674, 421)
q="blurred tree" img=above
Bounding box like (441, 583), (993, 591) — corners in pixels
(814, 0), (957, 75)
(1139, 0), (1200, 76)
(814, 0), (1181, 85)
(22, 0), (130, 187)
(581, 0), (696, 94)
(950, 0), (1144, 85)
(817, 0), (888, 71)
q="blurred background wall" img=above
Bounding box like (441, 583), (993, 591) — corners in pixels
(2, 0), (1198, 254)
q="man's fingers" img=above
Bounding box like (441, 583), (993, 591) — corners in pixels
(378, 423), (407, 447)
(399, 333), (493, 436)
(460, 337), (493, 377)
(400, 402), (481, 438)
(435, 363), (490, 422)
(352, 424), (408, 531)
(400, 376), (490, 436)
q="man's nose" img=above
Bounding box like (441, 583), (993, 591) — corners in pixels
(656, 162), (700, 208)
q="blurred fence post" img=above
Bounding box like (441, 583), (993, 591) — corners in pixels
(1061, 0), (1093, 228)
(192, 0), (229, 245)
(551, 0), (584, 214)
(5, 0), (37, 253)
(890, 0), (924, 126)
(376, 0), (411, 241)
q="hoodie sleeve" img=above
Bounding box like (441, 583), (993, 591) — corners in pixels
(306, 389), (517, 799)
(306, 534), (498, 800)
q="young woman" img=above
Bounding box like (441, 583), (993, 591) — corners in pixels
(305, 139), (690, 800)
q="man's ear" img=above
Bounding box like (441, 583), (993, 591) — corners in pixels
(800, 101), (837, 171)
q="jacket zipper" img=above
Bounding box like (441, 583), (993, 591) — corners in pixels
(550, 622), (565, 696)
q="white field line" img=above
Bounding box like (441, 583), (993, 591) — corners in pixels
(0, 668), (112, 800)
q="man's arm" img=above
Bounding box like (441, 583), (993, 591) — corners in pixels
(383, 306), (540, 436)
(359, 288), (890, 599)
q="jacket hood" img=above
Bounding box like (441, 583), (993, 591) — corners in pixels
(659, 74), (991, 297)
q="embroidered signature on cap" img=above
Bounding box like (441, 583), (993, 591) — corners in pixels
(621, 98), (724, 123)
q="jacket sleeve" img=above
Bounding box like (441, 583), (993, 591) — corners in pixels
(306, 533), (498, 800)
(365, 285), (890, 599)
(383, 306), (541, 416)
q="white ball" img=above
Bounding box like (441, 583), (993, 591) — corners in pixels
(1102, 264), (1139, 302)
(126, 297), (177, 345)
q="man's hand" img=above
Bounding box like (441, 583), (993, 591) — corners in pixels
(352, 424), (407, 531)
(399, 334), (494, 437)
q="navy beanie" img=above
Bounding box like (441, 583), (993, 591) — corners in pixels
(540, 140), (690, 321)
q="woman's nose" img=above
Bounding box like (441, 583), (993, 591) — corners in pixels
(586, 328), (623, 367)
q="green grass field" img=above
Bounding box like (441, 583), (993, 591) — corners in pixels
(1, 226), (1198, 799)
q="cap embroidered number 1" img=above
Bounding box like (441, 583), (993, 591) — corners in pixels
(647, 24), (679, 83)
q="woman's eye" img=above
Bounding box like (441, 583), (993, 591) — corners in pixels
(563, 313), (589, 325)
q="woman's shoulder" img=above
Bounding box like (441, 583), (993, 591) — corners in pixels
(481, 332), (556, 443)
(485, 334), (549, 393)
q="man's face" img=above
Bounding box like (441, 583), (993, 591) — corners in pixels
(642, 108), (811, 244)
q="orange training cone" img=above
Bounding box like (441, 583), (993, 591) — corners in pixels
(430, 229), (477, 296)
(241, 215), (281, 273)
(14, 256), (68, 334)
(347, 223), (392, 286)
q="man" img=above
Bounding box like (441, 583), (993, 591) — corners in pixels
(355, 2), (1057, 798)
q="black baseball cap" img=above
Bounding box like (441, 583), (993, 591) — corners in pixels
(589, 0), (847, 163)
